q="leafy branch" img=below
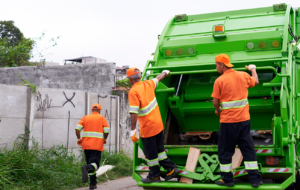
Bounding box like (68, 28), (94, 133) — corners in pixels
(17, 74), (37, 95)
(116, 78), (131, 92)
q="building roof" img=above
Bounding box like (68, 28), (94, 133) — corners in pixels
(64, 56), (106, 63)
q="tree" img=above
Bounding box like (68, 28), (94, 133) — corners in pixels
(116, 78), (132, 92)
(0, 37), (34, 67)
(0, 21), (60, 67)
(0, 21), (24, 47)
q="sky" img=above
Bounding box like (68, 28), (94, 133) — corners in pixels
(0, 0), (299, 71)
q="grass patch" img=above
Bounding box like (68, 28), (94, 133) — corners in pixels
(0, 143), (132, 190)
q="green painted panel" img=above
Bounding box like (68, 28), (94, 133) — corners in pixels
(186, 6), (274, 21)
(184, 71), (274, 101)
(167, 14), (285, 36)
(225, 14), (285, 31)
(158, 50), (282, 68)
(174, 99), (274, 132)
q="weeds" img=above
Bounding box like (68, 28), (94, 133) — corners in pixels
(0, 143), (132, 190)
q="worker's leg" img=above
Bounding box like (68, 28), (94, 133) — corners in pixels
(84, 150), (91, 165)
(156, 130), (176, 171)
(218, 123), (238, 183)
(141, 135), (160, 179)
(81, 150), (92, 183)
(237, 120), (261, 184)
(87, 150), (102, 186)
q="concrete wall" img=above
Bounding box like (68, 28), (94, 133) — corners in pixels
(0, 84), (29, 149)
(0, 84), (119, 154)
(0, 63), (116, 95)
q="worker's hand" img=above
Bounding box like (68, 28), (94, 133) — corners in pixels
(162, 70), (171, 77)
(77, 139), (82, 146)
(215, 107), (222, 116)
(245, 64), (256, 71)
(130, 129), (139, 143)
(104, 139), (106, 144)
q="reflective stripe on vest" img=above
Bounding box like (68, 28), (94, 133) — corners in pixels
(244, 161), (258, 170)
(82, 131), (104, 139)
(76, 124), (84, 131)
(103, 127), (109, 133)
(129, 106), (139, 114)
(146, 158), (159, 166)
(152, 78), (158, 88)
(220, 99), (248, 110)
(158, 152), (167, 161)
(220, 163), (232, 172)
(138, 97), (157, 116)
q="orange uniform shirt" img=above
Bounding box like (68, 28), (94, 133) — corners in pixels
(211, 69), (255, 123)
(76, 112), (109, 151)
(128, 78), (164, 138)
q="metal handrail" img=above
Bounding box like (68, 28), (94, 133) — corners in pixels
(147, 66), (290, 79)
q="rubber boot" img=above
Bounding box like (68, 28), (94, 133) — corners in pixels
(89, 184), (97, 189)
(215, 179), (234, 187)
(165, 168), (180, 181)
(81, 165), (89, 183)
(141, 176), (161, 183)
(252, 181), (263, 188)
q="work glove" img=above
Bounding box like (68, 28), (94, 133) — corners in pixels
(77, 139), (82, 146)
(130, 129), (139, 143)
(215, 107), (222, 116)
(104, 139), (106, 144)
(245, 64), (256, 71)
(162, 70), (171, 76)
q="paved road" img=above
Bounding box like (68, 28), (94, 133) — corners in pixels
(74, 176), (144, 190)
(74, 176), (276, 190)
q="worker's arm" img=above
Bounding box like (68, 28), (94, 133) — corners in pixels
(250, 68), (259, 86)
(75, 129), (81, 139)
(104, 133), (109, 139)
(128, 90), (140, 143)
(130, 113), (139, 142)
(246, 65), (259, 86)
(155, 70), (170, 82)
(103, 117), (110, 140)
(130, 113), (138, 130)
(213, 98), (222, 114)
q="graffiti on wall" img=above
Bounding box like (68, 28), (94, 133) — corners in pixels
(35, 91), (76, 149)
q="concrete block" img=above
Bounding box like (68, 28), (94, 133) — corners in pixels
(31, 118), (80, 149)
(0, 118), (26, 149)
(0, 63), (115, 95)
(46, 84), (59, 88)
(0, 84), (28, 118)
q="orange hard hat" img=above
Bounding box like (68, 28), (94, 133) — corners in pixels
(91, 103), (101, 110)
(126, 67), (141, 78)
(215, 54), (234, 67)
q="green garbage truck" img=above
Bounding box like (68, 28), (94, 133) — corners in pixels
(132, 3), (300, 189)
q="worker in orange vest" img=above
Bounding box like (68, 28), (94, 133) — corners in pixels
(127, 67), (179, 183)
(211, 54), (262, 188)
(75, 103), (109, 190)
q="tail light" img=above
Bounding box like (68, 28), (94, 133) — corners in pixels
(214, 25), (224, 33)
(266, 156), (280, 165)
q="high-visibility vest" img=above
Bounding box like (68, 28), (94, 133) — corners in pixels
(76, 112), (109, 151)
(128, 78), (164, 138)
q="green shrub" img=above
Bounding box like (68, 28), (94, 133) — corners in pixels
(0, 143), (132, 190)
